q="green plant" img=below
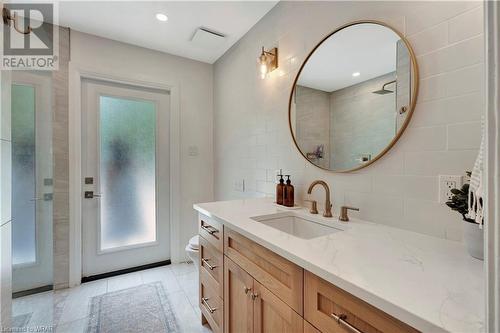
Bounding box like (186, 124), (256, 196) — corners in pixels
(446, 183), (476, 223)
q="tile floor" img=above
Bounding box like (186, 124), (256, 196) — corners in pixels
(12, 263), (210, 333)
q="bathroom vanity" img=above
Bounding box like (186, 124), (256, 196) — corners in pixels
(194, 198), (483, 333)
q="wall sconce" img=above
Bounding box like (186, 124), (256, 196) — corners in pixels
(2, 8), (32, 34)
(258, 47), (278, 79)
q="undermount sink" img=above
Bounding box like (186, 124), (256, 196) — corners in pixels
(250, 212), (342, 239)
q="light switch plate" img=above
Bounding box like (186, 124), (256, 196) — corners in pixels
(234, 179), (245, 192)
(439, 175), (463, 204)
(188, 145), (199, 157)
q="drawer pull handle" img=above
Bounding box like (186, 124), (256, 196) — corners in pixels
(201, 297), (217, 313)
(251, 293), (259, 300)
(331, 313), (363, 333)
(244, 286), (251, 294)
(201, 224), (218, 235)
(201, 258), (217, 270)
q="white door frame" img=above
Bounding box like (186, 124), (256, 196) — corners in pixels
(68, 62), (181, 287)
(485, 2), (500, 332)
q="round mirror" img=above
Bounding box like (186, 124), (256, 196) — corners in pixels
(289, 21), (418, 172)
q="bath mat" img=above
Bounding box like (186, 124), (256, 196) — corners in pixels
(86, 282), (179, 333)
(12, 312), (32, 329)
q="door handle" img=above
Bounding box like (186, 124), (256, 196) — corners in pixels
(84, 191), (103, 199)
(200, 224), (218, 235)
(201, 297), (217, 313)
(331, 313), (363, 333)
(201, 258), (217, 270)
(30, 193), (53, 202)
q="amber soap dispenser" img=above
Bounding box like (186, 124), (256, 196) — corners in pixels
(276, 174), (285, 205)
(283, 175), (294, 207)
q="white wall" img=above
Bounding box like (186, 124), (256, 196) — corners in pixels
(0, 68), (12, 327)
(214, 1), (484, 241)
(70, 31), (214, 261)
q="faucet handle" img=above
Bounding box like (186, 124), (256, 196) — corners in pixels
(304, 200), (318, 214)
(339, 206), (359, 222)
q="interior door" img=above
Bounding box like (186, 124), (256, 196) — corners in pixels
(224, 256), (254, 333)
(81, 79), (170, 277)
(11, 71), (53, 293)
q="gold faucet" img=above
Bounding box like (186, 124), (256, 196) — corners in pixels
(307, 180), (332, 217)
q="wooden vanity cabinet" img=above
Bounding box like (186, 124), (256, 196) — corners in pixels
(198, 220), (420, 333)
(224, 256), (254, 333)
(224, 228), (304, 315)
(199, 214), (225, 333)
(304, 272), (419, 333)
(224, 256), (303, 333)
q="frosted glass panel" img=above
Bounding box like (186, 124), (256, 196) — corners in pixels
(12, 84), (36, 265)
(99, 96), (156, 250)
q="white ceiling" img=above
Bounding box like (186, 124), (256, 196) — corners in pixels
(297, 23), (401, 92)
(58, 1), (278, 64)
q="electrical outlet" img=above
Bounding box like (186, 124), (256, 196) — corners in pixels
(439, 175), (463, 203)
(234, 179), (245, 192)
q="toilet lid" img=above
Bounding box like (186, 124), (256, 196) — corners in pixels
(188, 235), (199, 250)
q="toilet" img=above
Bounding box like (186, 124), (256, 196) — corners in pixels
(185, 235), (200, 269)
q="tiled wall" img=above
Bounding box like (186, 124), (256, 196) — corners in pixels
(330, 72), (396, 170)
(52, 27), (70, 289)
(294, 85), (331, 169)
(214, 1), (484, 240)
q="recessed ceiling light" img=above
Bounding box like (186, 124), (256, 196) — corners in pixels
(352, 72), (360, 77)
(156, 13), (168, 22)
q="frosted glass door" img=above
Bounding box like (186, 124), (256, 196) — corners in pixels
(82, 80), (170, 277)
(99, 96), (157, 250)
(12, 84), (36, 265)
(11, 72), (53, 293)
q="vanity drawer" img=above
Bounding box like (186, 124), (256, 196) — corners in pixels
(224, 228), (303, 315)
(200, 235), (223, 298)
(304, 272), (419, 333)
(200, 268), (224, 333)
(199, 214), (224, 252)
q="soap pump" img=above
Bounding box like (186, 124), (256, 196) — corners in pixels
(276, 174), (285, 205)
(283, 175), (294, 207)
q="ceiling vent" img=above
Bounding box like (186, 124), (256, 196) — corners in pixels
(191, 27), (226, 48)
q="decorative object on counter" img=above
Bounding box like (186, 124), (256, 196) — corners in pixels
(283, 175), (294, 207)
(468, 121), (485, 226)
(272, 203), (302, 210)
(446, 172), (484, 260)
(276, 174), (285, 205)
(288, 20), (419, 172)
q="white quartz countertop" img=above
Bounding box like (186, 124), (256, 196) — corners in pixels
(193, 198), (484, 333)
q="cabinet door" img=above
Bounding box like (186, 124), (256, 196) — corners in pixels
(304, 321), (321, 333)
(253, 280), (303, 333)
(224, 256), (254, 333)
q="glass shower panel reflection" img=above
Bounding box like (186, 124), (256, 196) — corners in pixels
(12, 84), (36, 265)
(99, 96), (157, 250)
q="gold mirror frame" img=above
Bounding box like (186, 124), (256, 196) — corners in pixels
(288, 20), (419, 173)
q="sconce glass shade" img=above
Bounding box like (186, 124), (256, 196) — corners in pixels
(259, 52), (268, 79)
(258, 47), (278, 79)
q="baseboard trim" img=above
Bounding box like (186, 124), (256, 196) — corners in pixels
(81, 260), (171, 283)
(13, 285), (53, 298)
